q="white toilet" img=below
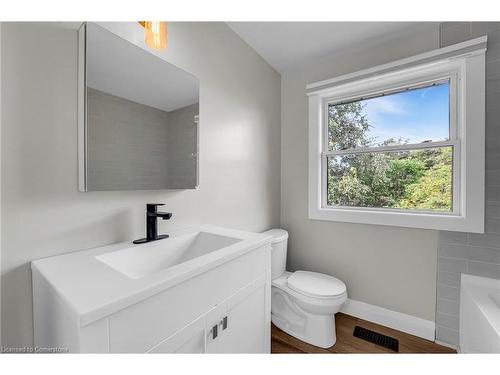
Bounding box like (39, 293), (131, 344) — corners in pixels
(263, 229), (347, 348)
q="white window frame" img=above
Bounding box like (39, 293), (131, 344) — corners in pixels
(307, 36), (487, 233)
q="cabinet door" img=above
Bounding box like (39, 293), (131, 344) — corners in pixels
(147, 315), (206, 353)
(206, 275), (267, 353)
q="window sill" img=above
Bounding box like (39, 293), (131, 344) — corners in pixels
(309, 206), (484, 233)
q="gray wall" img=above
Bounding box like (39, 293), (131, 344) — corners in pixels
(435, 22), (500, 347)
(281, 24), (441, 322)
(1, 22), (281, 348)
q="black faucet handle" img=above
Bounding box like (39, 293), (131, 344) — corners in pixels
(146, 203), (165, 213)
(158, 212), (173, 220)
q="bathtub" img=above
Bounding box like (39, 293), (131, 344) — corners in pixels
(460, 274), (500, 353)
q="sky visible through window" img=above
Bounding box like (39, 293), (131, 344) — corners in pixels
(362, 82), (450, 146)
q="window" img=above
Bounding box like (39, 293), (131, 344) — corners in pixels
(308, 36), (487, 232)
(326, 81), (455, 213)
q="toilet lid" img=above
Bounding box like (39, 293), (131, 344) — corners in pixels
(287, 271), (346, 298)
(261, 229), (288, 244)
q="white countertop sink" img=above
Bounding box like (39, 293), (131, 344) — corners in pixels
(96, 231), (241, 279)
(31, 225), (272, 326)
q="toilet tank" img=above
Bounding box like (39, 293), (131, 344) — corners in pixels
(262, 229), (289, 280)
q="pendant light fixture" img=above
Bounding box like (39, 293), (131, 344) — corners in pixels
(138, 21), (167, 50)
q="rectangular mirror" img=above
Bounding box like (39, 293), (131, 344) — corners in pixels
(78, 22), (199, 191)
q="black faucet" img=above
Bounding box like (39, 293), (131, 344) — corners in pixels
(133, 203), (172, 244)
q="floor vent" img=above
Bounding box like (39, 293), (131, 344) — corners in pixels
(353, 326), (399, 352)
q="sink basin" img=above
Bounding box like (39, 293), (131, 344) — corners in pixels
(96, 231), (241, 279)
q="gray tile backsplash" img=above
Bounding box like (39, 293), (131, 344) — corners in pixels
(467, 261), (500, 279)
(485, 218), (500, 235)
(486, 186), (500, 204)
(440, 244), (500, 263)
(468, 233), (500, 247)
(436, 326), (460, 346)
(437, 312), (460, 331)
(437, 271), (461, 287)
(487, 171), (500, 187)
(487, 77), (500, 94)
(437, 284), (461, 301)
(486, 202), (500, 218)
(437, 298), (460, 316)
(437, 257), (467, 273)
(436, 22), (500, 347)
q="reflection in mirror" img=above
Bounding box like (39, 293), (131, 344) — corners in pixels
(79, 22), (199, 191)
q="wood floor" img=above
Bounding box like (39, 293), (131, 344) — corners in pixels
(271, 313), (456, 354)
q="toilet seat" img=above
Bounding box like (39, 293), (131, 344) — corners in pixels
(272, 272), (347, 310)
(287, 271), (346, 299)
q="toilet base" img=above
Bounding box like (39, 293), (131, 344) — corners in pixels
(272, 310), (337, 348)
(271, 271), (346, 349)
(271, 281), (340, 349)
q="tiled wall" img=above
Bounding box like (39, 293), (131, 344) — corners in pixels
(87, 88), (171, 190)
(436, 22), (500, 347)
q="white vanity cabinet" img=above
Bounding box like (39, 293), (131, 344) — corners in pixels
(205, 276), (267, 353)
(32, 225), (272, 353)
(149, 275), (266, 353)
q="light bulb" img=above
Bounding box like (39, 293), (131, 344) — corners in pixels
(141, 21), (167, 50)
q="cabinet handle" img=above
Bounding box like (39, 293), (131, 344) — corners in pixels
(221, 316), (228, 330)
(211, 324), (218, 339)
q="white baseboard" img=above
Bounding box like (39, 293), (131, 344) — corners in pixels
(340, 298), (436, 341)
